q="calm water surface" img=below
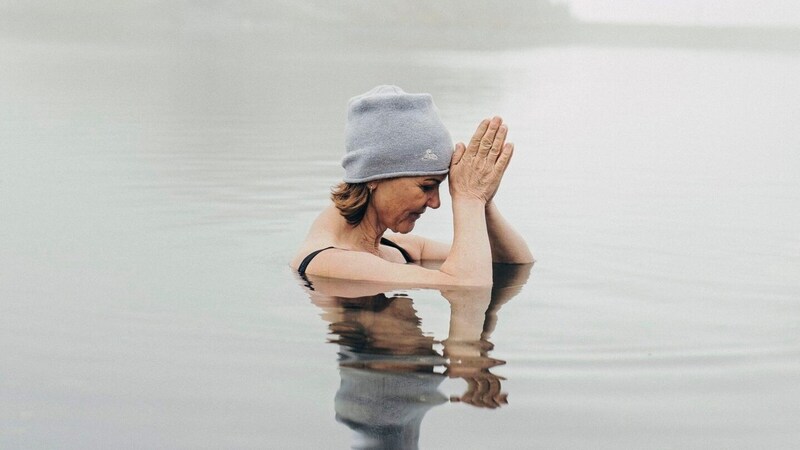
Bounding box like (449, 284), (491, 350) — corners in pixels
(2, 25), (800, 449)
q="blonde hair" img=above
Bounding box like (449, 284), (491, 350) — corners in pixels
(331, 182), (370, 225)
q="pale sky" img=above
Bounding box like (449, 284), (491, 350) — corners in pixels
(566, 0), (800, 26)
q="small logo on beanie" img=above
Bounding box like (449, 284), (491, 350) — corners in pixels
(422, 149), (438, 161)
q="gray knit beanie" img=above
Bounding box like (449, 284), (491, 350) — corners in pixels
(342, 85), (454, 183)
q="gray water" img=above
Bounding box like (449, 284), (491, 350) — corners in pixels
(2, 5), (800, 449)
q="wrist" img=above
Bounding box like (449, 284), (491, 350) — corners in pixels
(452, 195), (487, 207)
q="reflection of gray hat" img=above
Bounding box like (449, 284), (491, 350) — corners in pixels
(343, 85), (454, 183)
(335, 366), (446, 448)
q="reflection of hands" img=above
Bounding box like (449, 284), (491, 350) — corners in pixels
(443, 338), (507, 409)
(449, 116), (513, 204)
(446, 366), (508, 409)
(440, 286), (508, 409)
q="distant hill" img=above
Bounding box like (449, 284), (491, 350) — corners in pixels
(1, 0), (798, 52)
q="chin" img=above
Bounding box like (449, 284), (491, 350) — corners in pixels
(392, 221), (416, 234)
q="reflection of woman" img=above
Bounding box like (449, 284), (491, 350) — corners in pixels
(306, 264), (531, 448)
(291, 85), (532, 286)
(323, 294), (447, 449)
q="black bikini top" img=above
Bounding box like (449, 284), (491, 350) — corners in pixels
(297, 237), (412, 277)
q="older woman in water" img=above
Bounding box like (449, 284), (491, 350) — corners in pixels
(292, 85), (533, 286)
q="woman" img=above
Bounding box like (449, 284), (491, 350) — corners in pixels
(291, 85), (533, 286)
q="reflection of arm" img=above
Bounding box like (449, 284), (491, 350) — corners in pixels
(440, 288), (493, 363)
(440, 287), (507, 408)
(483, 263), (533, 338)
(443, 287), (491, 342)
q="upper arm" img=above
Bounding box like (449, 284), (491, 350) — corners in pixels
(303, 247), (484, 287)
(386, 234), (451, 261)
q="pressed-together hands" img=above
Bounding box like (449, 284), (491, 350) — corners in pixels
(441, 115), (531, 274)
(449, 116), (514, 205)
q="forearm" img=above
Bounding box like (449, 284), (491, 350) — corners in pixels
(439, 197), (493, 285)
(486, 202), (534, 264)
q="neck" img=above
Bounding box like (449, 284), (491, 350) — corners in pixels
(335, 204), (386, 254)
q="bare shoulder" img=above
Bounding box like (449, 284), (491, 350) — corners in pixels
(290, 243), (333, 272)
(290, 207), (340, 270)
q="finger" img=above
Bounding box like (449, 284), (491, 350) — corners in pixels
(493, 143), (514, 174)
(460, 378), (478, 405)
(462, 379), (479, 406)
(474, 377), (489, 404)
(487, 376), (501, 395)
(450, 142), (466, 167)
(478, 116), (502, 158)
(485, 377), (501, 406)
(467, 119), (490, 156)
(479, 378), (497, 407)
(487, 125), (507, 163)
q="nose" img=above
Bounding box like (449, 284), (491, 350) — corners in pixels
(426, 189), (441, 209)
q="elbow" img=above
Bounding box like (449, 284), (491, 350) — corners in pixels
(438, 260), (493, 287)
(526, 249), (536, 265)
(456, 274), (493, 287)
(518, 247), (535, 264)
(493, 257), (535, 265)
(519, 251), (536, 265)
(493, 251), (535, 265)
(438, 270), (493, 287)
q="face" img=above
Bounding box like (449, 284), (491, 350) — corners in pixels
(370, 175), (445, 233)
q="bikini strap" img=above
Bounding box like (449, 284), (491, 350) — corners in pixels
(380, 237), (413, 263)
(298, 246), (335, 276)
(299, 239), (410, 279)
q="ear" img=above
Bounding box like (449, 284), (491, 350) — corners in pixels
(368, 182), (378, 191)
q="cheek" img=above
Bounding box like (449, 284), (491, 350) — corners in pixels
(375, 195), (405, 222)
(380, 192), (412, 212)
(375, 187), (422, 225)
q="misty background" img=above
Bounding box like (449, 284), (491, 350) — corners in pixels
(2, 1), (799, 449)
